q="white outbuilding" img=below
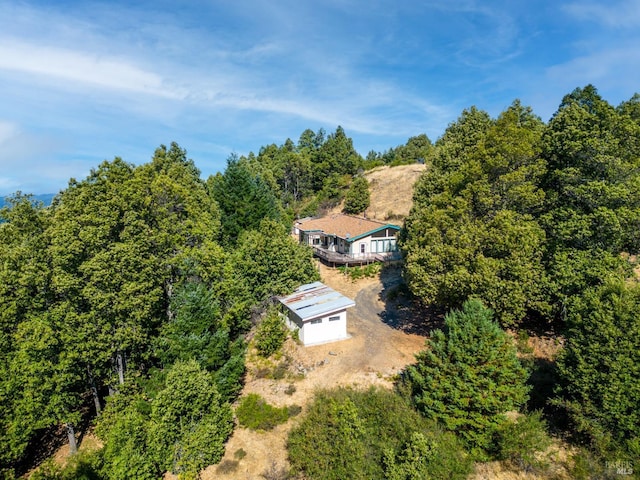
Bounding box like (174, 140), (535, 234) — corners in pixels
(278, 281), (355, 346)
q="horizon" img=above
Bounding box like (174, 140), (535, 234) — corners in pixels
(1, 0), (639, 196)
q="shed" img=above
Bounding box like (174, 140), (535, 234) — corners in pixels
(278, 281), (355, 346)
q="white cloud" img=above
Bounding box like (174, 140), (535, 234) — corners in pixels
(0, 121), (19, 144)
(546, 44), (640, 93)
(0, 39), (184, 98)
(563, 0), (640, 28)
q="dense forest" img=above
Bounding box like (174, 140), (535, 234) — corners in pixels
(1, 85), (639, 479)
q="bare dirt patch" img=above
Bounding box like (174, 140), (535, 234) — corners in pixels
(205, 262), (428, 479)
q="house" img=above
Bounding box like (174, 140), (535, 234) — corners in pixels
(278, 281), (355, 346)
(296, 214), (401, 265)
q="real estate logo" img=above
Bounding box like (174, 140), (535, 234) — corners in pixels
(606, 460), (634, 476)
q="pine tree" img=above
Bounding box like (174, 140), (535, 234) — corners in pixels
(400, 299), (529, 457)
(342, 177), (370, 215)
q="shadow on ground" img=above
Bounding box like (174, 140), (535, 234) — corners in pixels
(376, 265), (445, 336)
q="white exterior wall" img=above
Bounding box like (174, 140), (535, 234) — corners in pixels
(286, 310), (348, 346)
(347, 234), (398, 257)
(351, 239), (368, 257)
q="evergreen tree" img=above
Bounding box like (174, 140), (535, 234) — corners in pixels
(209, 155), (280, 247)
(400, 299), (529, 457)
(403, 101), (549, 326)
(342, 177), (370, 215)
(555, 280), (640, 453)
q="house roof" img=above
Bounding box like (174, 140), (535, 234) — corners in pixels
(278, 281), (355, 321)
(297, 214), (400, 241)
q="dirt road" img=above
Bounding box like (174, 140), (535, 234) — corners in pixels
(204, 264), (428, 479)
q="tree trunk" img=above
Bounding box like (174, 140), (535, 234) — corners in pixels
(116, 350), (125, 385)
(66, 423), (78, 455)
(87, 364), (101, 415)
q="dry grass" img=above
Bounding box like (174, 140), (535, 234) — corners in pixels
(328, 163), (427, 224)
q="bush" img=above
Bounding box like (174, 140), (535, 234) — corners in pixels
(495, 411), (552, 473)
(338, 262), (382, 282)
(30, 451), (102, 480)
(236, 394), (298, 431)
(254, 309), (288, 358)
(288, 387), (471, 480)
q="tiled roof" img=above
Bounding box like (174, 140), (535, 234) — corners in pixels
(278, 281), (355, 321)
(297, 214), (398, 240)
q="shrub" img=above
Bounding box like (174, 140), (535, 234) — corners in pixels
(30, 451), (102, 480)
(255, 309), (288, 358)
(261, 461), (291, 480)
(216, 460), (239, 475)
(236, 394), (297, 431)
(339, 262), (382, 282)
(288, 387), (471, 480)
(494, 411), (552, 473)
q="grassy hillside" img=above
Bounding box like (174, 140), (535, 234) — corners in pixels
(329, 163), (427, 224)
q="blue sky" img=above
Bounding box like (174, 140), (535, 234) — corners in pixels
(1, 0), (639, 195)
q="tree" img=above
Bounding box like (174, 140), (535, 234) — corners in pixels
(155, 281), (246, 401)
(0, 194), (55, 468)
(149, 360), (233, 479)
(555, 280), (640, 453)
(228, 219), (320, 304)
(392, 133), (433, 166)
(312, 126), (363, 190)
(95, 390), (158, 480)
(403, 101), (549, 326)
(342, 177), (370, 215)
(540, 86), (640, 317)
(399, 299), (529, 457)
(209, 155), (280, 246)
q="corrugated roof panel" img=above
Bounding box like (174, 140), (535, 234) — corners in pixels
(278, 281), (355, 321)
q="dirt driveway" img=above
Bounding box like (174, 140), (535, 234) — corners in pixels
(202, 264), (428, 480)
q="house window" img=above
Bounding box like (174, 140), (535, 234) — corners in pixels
(360, 244), (366, 254)
(310, 318), (322, 324)
(328, 316), (340, 322)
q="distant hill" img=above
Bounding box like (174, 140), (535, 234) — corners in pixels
(329, 164), (427, 225)
(0, 193), (56, 209)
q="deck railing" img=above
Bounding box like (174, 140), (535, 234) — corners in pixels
(311, 247), (401, 266)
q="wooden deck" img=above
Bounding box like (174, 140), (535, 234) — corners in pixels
(312, 247), (401, 267)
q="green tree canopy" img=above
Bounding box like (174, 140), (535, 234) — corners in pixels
(399, 299), (529, 457)
(209, 154), (280, 247)
(403, 101), (549, 326)
(288, 387), (471, 480)
(149, 360), (233, 478)
(229, 219), (320, 303)
(342, 176), (370, 215)
(555, 279), (640, 453)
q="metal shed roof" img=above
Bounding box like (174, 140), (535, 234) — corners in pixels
(278, 281), (355, 321)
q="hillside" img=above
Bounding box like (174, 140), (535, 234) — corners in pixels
(328, 163), (427, 224)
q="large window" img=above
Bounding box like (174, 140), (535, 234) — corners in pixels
(371, 239), (397, 253)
